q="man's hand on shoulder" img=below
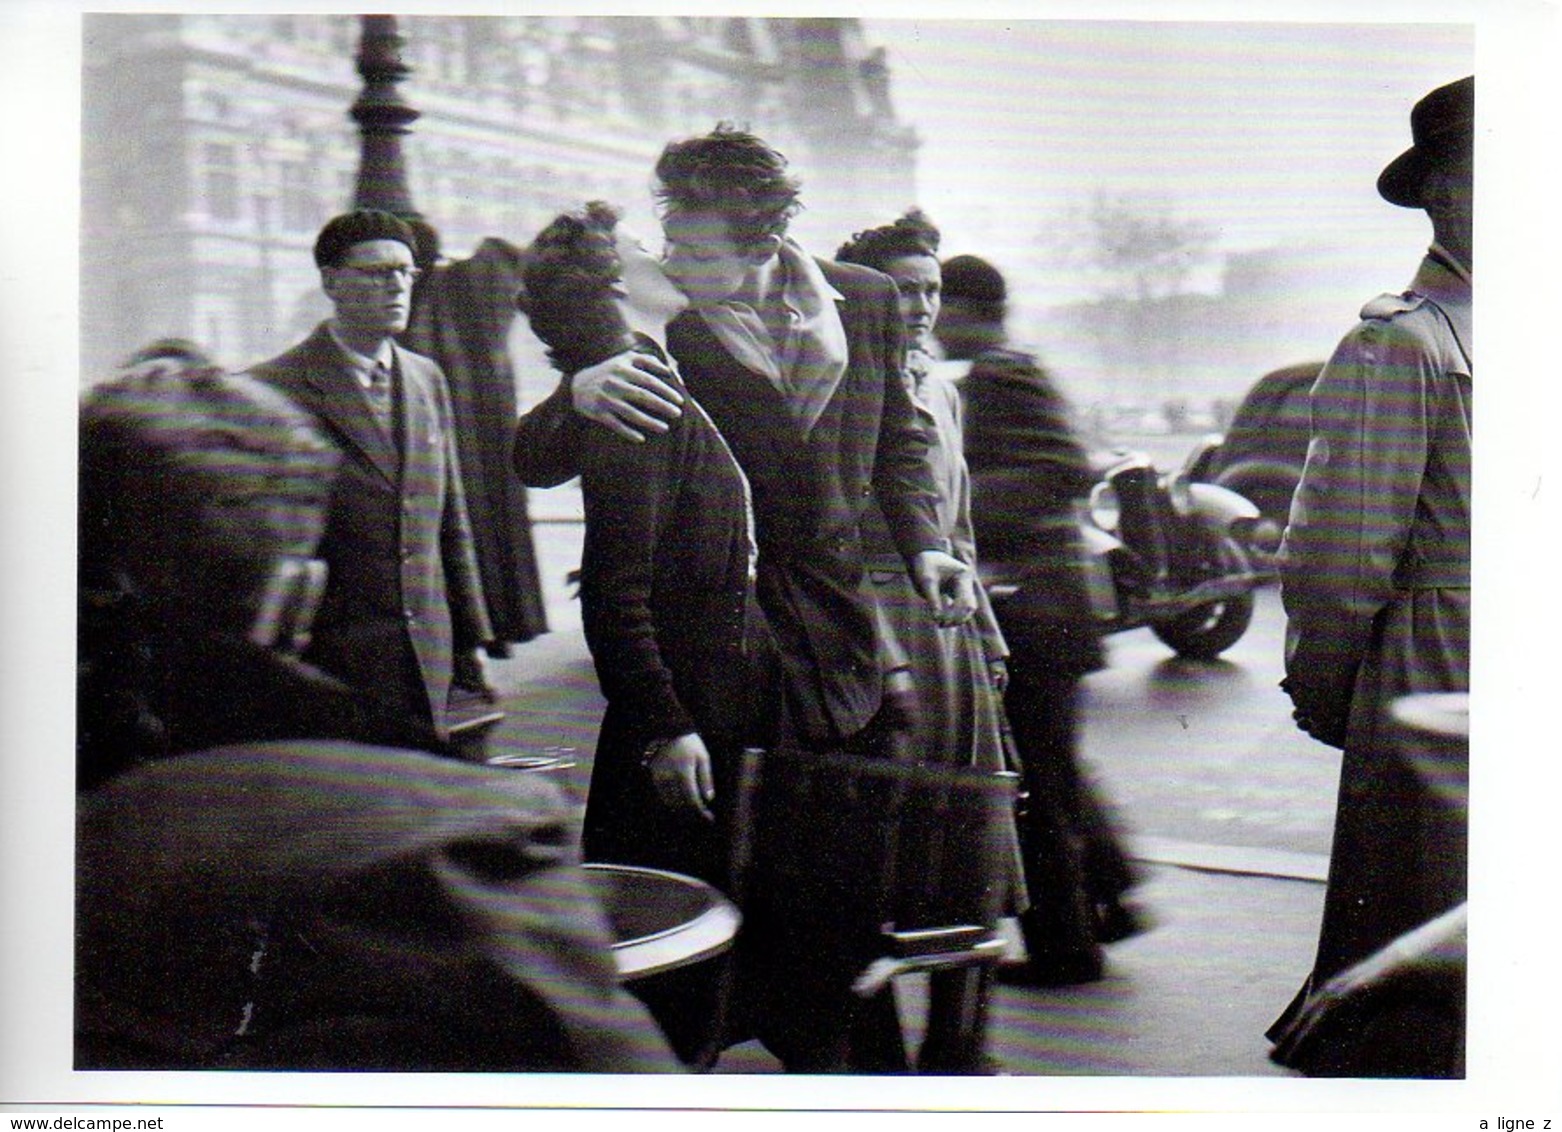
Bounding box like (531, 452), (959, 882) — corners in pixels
(571, 351), (683, 442)
(911, 549), (977, 627)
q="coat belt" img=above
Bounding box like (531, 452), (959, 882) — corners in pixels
(1394, 553), (1470, 590)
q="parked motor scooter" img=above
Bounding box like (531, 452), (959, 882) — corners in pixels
(1077, 442), (1281, 660)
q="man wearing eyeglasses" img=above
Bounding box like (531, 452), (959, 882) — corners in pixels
(248, 209), (495, 754)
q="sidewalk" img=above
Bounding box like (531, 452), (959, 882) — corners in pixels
(485, 628), (1320, 1077)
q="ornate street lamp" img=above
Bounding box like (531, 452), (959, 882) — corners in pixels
(350, 15), (421, 221)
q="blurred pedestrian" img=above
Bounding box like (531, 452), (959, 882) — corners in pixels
(837, 213), (1020, 1070)
(938, 254), (1142, 985)
(1270, 75), (1472, 1068)
(247, 210), (497, 754)
(76, 362), (676, 1072)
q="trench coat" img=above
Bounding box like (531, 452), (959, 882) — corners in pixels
(1271, 249), (1472, 1038)
(862, 358), (1008, 772)
(249, 324), (494, 742)
(75, 740), (678, 1072)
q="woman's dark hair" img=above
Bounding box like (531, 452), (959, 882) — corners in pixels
(653, 124), (803, 253)
(835, 209), (941, 273)
(518, 201), (635, 375)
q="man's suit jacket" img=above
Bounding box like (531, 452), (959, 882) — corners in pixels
(249, 323), (493, 740)
(514, 258), (943, 747)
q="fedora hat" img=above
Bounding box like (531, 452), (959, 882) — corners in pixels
(1377, 76), (1474, 208)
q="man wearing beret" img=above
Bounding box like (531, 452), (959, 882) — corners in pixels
(936, 254), (1141, 986)
(249, 210), (495, 753)
(1270, 76), (1473, 1071)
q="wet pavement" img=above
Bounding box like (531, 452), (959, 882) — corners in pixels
(484, 571), (1334, 1078)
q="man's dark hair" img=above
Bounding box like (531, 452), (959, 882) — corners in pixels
(78, 366), (340, 787)
(119, 337), (219, 374)
(312, 209), (419, 268)
(517, 201), (635, 376)
(940, 253), (1008, 325)
(835, 209), (941, 273)
(653, 124), (803, 253)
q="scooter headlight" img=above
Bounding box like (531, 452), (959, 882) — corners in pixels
(1164, 471), (1195, 517)
(1088, 480), (1120, 532)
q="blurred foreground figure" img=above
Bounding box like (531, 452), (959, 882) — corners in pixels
(75, 362), (676, 1071)
(1270, 76), (1472, 1073)
(938, 255), (1142, 984)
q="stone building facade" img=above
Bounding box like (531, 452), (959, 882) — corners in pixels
(81, 14), (918, 383)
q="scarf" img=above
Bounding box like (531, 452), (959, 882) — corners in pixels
(696, 239), (848, 435)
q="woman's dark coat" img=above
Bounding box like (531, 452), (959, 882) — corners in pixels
(521, 353), (767, 885)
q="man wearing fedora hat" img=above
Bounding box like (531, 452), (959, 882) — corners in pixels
(1269, 76), (1473, 1074)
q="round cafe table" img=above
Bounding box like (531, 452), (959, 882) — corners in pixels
(581, 862), (741, 981)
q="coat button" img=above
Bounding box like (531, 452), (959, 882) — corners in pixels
(403, 609), (415, 621)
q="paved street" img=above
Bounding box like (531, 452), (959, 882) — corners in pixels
(488, 516), (1337, 1076)
(1083, 587), (1339, 871)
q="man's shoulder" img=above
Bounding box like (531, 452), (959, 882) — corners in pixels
(393, 340), (447, 386)
(1359, 290), (1432, 322)
(971, 346), (1048, 382)
(393, 338), (441, 370)
(247, 322), (333, 383)
(1343, 291), (1447, 355)
(817, 256), (894, 301)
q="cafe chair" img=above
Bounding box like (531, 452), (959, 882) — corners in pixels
(446, 684), (506, 763)
(723, 747), (1018, 1073)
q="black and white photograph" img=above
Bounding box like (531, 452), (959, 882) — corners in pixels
(2, 0), (1558, 1127)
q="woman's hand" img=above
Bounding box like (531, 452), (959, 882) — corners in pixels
(987, 657), (1010, 694)
(910, 549), (977, 626)
(646, 732), (715, 822)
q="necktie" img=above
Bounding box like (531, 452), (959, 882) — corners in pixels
(365, 361), (393, 433)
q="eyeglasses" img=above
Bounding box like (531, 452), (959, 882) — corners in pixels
(339, 263), (422, 285)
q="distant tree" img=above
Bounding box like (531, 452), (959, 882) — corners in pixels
(1036, 188), (1222, 415)
(1083, 188), (1219, 302)
(1041, 187), (1219, 303)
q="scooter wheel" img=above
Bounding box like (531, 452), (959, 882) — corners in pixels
(1150, 532), (1255, 659)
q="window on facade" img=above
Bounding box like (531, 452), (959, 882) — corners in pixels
(279, 164), (317, 233)
(204, 143), (239, 222)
